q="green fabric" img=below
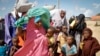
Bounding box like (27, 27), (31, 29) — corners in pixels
(15, 16), (28, 27)
(15, 7), (50, 29)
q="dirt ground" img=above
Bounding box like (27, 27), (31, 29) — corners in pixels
(86, 21), (100, 56)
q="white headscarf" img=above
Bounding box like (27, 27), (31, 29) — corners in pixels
(50, 9), (69, 34)
(50, 9), (68, 27)
(50, 9), (61, 27)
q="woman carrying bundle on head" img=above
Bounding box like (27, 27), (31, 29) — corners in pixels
(14, 7), (50, 56)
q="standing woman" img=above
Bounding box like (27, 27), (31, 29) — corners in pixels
(14, 7), (50, 56)
(74, 14), (87, 50)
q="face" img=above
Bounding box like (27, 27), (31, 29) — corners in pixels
(35, 20), (42, 28)
(12, 38), (18, 46)
(60, 11), (66, 18)
(55, 27), (61, 33)
(62, 26), (67, 33)
(67, 37), (73, 45)
(47, 29), (54, 37)
(83, 31), (90, 39)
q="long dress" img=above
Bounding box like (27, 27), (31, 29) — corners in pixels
(14, 18), (49, 56)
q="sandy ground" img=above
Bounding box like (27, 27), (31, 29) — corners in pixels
(86, 21), (100, 56)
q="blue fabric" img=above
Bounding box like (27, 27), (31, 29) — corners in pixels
(5, 13), (16, 44)
(22, 24), (27, 30)
(34, 16), (41, 23)
(0, 46), (8, 56)
(62, 44), (77, 56)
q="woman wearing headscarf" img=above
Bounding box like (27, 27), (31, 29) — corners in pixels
(14, 7), (50, 56)
(50, 9), (69, 29)
(74, 14), (87, 50)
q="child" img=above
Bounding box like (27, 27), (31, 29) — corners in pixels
(78, 28), (100, 56)
(46, 27), (55, 56)
(54, 26), (61, 40)
(10, 37), (21, 56)
(61, 36), (77, 56)
(0, 40), (8, 56)
(56, 26), (68, 55)
(61, 25), (68, 36)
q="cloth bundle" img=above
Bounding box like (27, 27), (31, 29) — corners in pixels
(15, 7), (50, 29)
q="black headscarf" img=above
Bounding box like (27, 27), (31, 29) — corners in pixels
(75, 14), (86, 34)
(77, 14), (85, 23)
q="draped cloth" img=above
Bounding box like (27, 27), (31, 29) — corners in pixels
(14, 18), (49, 56)
(50, 9), (69, 28)
(50, 9), (62, 27)
(15, 7), (50, 29)
(5, 13), (16, 45)
(14, 7), (50, 56)
(15, 0), (33, 12)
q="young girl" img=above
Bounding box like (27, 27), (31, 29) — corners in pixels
(46, 27), (55, 56)
(78, 28), (100, 56)
(61, 36), (77, 56)
(10, 37), (21, 56)
(0, 40), (8, 56)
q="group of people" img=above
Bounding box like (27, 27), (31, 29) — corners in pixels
(0, 2), (100, 56)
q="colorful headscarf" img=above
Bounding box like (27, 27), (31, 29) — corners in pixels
(15, 7), (50, 29)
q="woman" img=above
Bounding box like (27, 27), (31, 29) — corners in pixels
(14, 7), (50, 56)
(51, 9), (68, 28)
(70, 14), (86, 50)
(75, 14), (87, 50)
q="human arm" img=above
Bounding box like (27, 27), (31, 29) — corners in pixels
(10, 46), (18, 56)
